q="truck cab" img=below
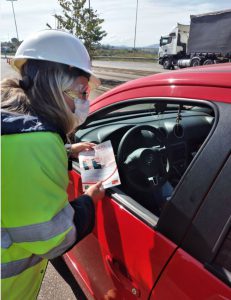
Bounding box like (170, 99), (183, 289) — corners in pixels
(159, 9), (231, 69)
(158, 23), (190, 69)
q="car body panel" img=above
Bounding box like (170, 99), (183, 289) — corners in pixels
(90, 85), (231, 114)
(66, 167), (177, 299)
(90, 64), (231, 112)
(150, 249), (231, 300)
(64, 64), (231, 299)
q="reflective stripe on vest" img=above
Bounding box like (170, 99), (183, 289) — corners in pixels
(41, 226), (76, 259)
(1, 255), (43, 279)
(1, 204), (74, 249)
(1, 227), (76, 279)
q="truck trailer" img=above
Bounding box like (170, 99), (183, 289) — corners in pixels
(158, 9), (231, 69)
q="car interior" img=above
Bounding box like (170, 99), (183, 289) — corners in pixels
(75, 98), (215, 217)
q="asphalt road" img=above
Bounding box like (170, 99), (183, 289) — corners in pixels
(1, 57), (166, 86)
(1, 57), (164, 300)
(93, 59), (164, 72)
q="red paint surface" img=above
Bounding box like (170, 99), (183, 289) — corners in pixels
(150, 248), (231, 300)
(64, 65), (231, 298)
(65, 170), (177, 299)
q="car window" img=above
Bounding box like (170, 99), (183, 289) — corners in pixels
(105, 103), (179, 115)
(76, 98), (216, 220)
(103, 102), (211, 116)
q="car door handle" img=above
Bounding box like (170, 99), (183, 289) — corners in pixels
(106, 255), (140, 297)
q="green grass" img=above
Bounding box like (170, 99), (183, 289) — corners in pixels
(93, 48), (158, 61)
(1, 48), (158, 62)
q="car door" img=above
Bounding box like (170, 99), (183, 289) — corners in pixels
(150, 154), (231, 299)
(64, 100), (231, 300)
(66, 167), (178, 299)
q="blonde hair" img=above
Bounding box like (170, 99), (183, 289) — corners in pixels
(1, 60), (88, 134)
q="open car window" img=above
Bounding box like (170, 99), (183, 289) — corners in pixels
(75, 98), (216, 219)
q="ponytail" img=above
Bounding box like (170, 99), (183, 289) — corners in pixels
(1, 78), (31, 114)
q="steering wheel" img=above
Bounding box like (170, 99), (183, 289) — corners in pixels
(117, 125), (169, 193)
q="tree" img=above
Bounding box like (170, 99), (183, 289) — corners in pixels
(53, 0), (107, 57)
(11, 38), (20, 50)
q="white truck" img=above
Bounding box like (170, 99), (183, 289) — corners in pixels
(158, 9), (231, 69)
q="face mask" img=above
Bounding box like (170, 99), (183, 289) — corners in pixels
(74, 98), (90, 125)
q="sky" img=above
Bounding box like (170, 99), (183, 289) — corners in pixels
(1, 0), (230, 47)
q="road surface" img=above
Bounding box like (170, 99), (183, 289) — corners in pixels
(93, 59), (164, 72)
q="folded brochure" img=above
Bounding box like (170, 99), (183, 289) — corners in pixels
(79, 140), (121, 191)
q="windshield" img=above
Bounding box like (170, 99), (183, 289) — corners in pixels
(106, 103), (185, 116)
(160, 36), (172, 46)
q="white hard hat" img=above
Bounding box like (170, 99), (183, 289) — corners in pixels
(11, 29), (100, 87)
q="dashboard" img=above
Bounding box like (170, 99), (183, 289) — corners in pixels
(75, 109), (214, 214)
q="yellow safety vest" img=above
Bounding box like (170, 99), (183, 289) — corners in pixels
(1, 131), (76, 300)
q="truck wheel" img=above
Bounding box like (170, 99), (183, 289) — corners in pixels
(203, 59), (214, 65)
(190, 57), (201, 67)
(163, 59), (171, 69)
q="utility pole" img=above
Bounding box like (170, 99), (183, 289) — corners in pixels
(133, 0), (139, 50)
(6, 0), (19, 41)
(89, 0), (91, 21)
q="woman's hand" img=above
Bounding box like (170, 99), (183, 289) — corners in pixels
(85, 182), (105, 205)
(70, 142), (96, 158)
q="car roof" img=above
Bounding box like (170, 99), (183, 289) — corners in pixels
(92, 63), (231, 106)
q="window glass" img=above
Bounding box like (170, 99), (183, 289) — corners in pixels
(77, 99), (215, 218)
(160, 37), (172, 46)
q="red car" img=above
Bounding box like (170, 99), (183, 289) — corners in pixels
(64, 63), (231, 299)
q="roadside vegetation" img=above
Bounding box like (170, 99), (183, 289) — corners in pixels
(94, 46), (158, 61)
(50, 0), (106, 58)
(1, 44), (158, 62)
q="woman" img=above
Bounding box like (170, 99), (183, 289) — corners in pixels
(1, 29), (105, 299)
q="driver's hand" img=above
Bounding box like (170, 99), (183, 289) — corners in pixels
(70, 142), (96, 159)
(85, 181), (105, 205)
